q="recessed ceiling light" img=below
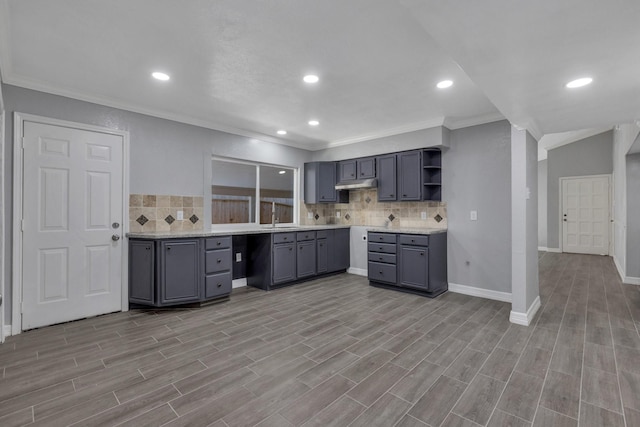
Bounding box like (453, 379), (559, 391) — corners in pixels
(279, 170), (286, 175)
(308, 120), (320, 126)
(566, 77), (592, 88)
(277, 130), (287, 135)
(437, 80), (453, 89)
(303, 75), (319, 84)
(151, 71), (170, 81)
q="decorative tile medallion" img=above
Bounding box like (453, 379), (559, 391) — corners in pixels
(388, 214), (395, 222)
(345, 213), (350, 220)
(434, 214), (443, 223)
(136, 215), (149, 226)
(165, 215), (175, 225)
(189, 214), (199, 224)
(314, 214), (320, 220)
(365, 197), (371, 204)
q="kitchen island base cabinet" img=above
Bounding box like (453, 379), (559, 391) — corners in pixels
(368, 231), (447, 298)
(160, 239), (200, 305)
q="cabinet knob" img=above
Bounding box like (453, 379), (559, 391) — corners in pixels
(379, 247), (383, 250)
(217, 241), (221, 246)
(411, 239), (415, 242)
(217, 283), (222, 288)
(217, 259), (221, 263)
(284, 237), (288, 240)
(321, 196), (325, 199)
(390, 194), (394, 197)
(421, 252), (424, 256)
(289, 247), (292, 251)
(167, 247), (171, 251)
(379, 257), (383, 260)
(145, 247), (150, 251)
(379, 271), (383, 275)
(299, 246), (303, 250)
(403, 194), (407, 197)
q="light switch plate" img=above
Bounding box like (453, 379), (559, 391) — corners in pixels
(470, 210), (477, 221)
(236, 252), (242, 262)
(177, 210), (184, 220)
(308, 212), (313, 219)
(336, 211), (341, 218)
(421, 211), (427, 220)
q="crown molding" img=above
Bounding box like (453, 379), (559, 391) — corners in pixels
(443, 111), (505, 131)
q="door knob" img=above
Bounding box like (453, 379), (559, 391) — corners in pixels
(112, 222), (120, 229)
(112, 235), (120, 241)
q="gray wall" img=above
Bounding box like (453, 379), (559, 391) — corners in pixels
(626, 153), (640, 277)
(444, 120), (512, 293)
(2, 84), (311, 325)
(526, 131), (539, 307)
(311, 126), (447, 161)
(538, 160), (547, 248)
(546, 131), (613, 249)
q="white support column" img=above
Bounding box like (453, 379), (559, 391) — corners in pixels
(510, 126), (541, 325)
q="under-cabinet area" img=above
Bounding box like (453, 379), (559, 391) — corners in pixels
(367, 230), (447, 297)
(128, 226), (350, 307)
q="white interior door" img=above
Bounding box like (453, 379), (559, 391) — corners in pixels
(22, 121), (123, 330)
(562, 175), (610, 255)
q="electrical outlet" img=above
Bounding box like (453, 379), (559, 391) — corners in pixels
(307, 212), (313, 219)
(336, 211), (341, 218)
(421, 211), (427, 220)
(236, 252), (242, 262)
(470, 210), (477, 221)
(177, 210), (184, 220)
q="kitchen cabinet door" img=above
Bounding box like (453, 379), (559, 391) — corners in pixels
(273, 242), (296, 284)
(339, 160), (357, 182)
(297, 240), (316, 278)
(398, 151), (422, 201)
(317, 238), (328, 274)
(129, 240), (155, 305)
(377, 154), (397, 201)
(159, 239), (200, 304)
(318, 162), (339, 202)
(357, 157), (376, 179)
(399, 245), (429, 290)
(328, 228), (350, 272)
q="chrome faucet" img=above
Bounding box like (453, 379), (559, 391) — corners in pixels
(271, 202), (276, 228)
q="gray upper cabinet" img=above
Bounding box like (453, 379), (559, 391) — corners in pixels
(339, 160), (357, 182)
(159, 239), (200, 304)
(338, 158), (375, 182)
(398, 150), (422, 201)
(376, 154), (397, 201)
(305, 161), (339, 203)
(357, 157), (376, 179)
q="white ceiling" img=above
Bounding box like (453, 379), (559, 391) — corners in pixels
(1, 0), (638, 150)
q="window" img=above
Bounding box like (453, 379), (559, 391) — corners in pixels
(211, 158), (296, 225)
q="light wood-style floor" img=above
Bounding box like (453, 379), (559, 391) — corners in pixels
(1, 252), (639, 426)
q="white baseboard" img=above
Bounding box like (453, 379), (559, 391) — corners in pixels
(546, 247), (561, 253)
(347, 267), (367, 277)
(538, 246), (548, 251)
(448, 283), (512, 303)
(612, 257), (640, 285)
(3, 325), (11, 338)
(509, 296), (541, 326)
(232, 278), (247, 289)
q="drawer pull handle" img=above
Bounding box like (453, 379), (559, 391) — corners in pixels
(379, 257), (383, 260)
(145, 247), (150, 250)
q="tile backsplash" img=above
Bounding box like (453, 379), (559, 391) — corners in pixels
(129, 194), (204, 232)
(301, 189), (447, 229)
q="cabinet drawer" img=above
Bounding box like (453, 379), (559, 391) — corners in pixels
(205, 236), (231, 250)
(316, 230), (328, 239)
(296, 231), (316, 241)
(273, 232), (295, 244)
(205, 272), (232, 298)
(368, 233), (396, 244)
(399, 234), (429, 246)
(205, 248), (232, 274)
(368, 242), (397, 254)
(368, 252), (396, 264)
(368, 261), (396, 284)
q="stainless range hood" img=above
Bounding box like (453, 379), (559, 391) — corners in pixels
(335, 178), (378, 190)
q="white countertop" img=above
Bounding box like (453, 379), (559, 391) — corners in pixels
(126, 224), (351, 240)
(366, 227), (447, 235)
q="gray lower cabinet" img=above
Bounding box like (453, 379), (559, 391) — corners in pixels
(159, 239), (200, 304)
(368, 231), (447, 298)
(129, 240), (155, 305)
(129, 236), (232, 307)
(297, 240), (316, 278)
(273, 241), (296, 284)
(328, 228), (350, 272)
(317, 237), (328, 274)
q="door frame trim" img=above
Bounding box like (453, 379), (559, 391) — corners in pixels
(558, 174), (612, 255)
(12, 112), (130, 335)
